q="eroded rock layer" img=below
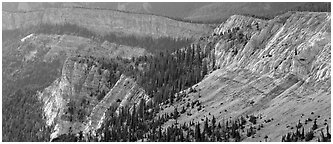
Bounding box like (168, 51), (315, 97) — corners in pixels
(2, 8), (212, 39)
(38, 57), (113, 140)
(158, 12), (330, 142)
(38, 56), (150, 140)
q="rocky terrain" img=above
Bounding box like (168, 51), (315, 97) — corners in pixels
(2, 4), (331, 142)
(2, 7), (212, 39)
(185, 2), (304, 22)
(84, 74), (150, 136)
(37, 56), (150, 140)
(4, 2), (329, 23)
(158, 11), (331, 141)
(2, 33), (149, 93)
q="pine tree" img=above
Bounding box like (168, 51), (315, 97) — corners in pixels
(212, 116), (216, 128)
(218, 122), (222, 129)
(186, 128), (190, 142)
(169, 94), (174, 105)
(202, 60), (208, 77)
(173, 107), (179, 120)
(179, 131), (184, 142)
(301, 127), (305, 139)
(137, 98), (145, 119)
(296, 119), (302, 129)
(195, 123), (201, 142)
(312, 119), (318, 130)
(204, 117), (210, 135)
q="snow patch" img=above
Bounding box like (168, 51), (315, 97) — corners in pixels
(21, 34), (34, 42)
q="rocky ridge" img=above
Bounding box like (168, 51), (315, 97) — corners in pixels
(37, 57), (112, 140)
(2, 7), (212, 39)
(37, 56), (150, 140)
(3, 34), (149, 85)
(27, 11), (330, 142)
(158, 12), (330, 141)
(84, 74), (150, 136)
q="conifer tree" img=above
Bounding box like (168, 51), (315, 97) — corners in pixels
(212, 116), (216, 128)
(204, 117), (210, 135)
(312, 119), (318, 130)
(195, 123), (201, 142)
(173, 107), (179, 120)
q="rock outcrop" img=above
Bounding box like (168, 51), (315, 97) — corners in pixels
(2, 7), (212, 39)
(158, 12), (330, 141)
(84, 74), (150, 135)
(38, 56), (150, 140)
(213, 12), (330, 82)
(2, 33), (149, 95)
(26, 34), (150, 62)
(21, 11), (331, 142)
(209, 12), (330, 142)
(38, 57), (113, 140)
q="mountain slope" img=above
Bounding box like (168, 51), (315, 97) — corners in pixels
(2, 7), (212, 39)
(2, 2), (210, 19)
(157, 11), (331, 141)
(1, 32), (151, 142)
(2, 33), (149, 96)
(37, 56), (149, 140)
(186, 2), (300, 22)
(185, 2), (330, 22)
(4, 2), (329, 24)
(2, 7), (331, 142)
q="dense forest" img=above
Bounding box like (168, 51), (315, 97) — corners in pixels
(2, 87), (52, 142)
(134, 43), (213, 104)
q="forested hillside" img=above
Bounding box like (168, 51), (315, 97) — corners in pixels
(2, 3), (331, 142)
(3, 23), (192, 55)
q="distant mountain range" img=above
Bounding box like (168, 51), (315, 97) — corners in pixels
(3, 2), (330, 23)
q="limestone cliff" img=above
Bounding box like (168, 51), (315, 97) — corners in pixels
(158, 12), (330, 141)
(213, 12), (330, 82)
(84, 74), (150, 135)
(37, 57), (114, 140)
(2, 7), (212, 39)
(210, 12), (331, 141)
(37, 56), (149, 140)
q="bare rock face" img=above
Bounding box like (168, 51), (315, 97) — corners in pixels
(38, 57), (113, 140)
(38, 56), (150, 140)
(213, 12), (331, 141)
(84, 74), (150, 136)
(158, 12), (330, 141)
(2, 8), (212, 39)
(100, 41), (151, 59)
(213, 12), (330, 83)
(29, 34), (151, 62)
